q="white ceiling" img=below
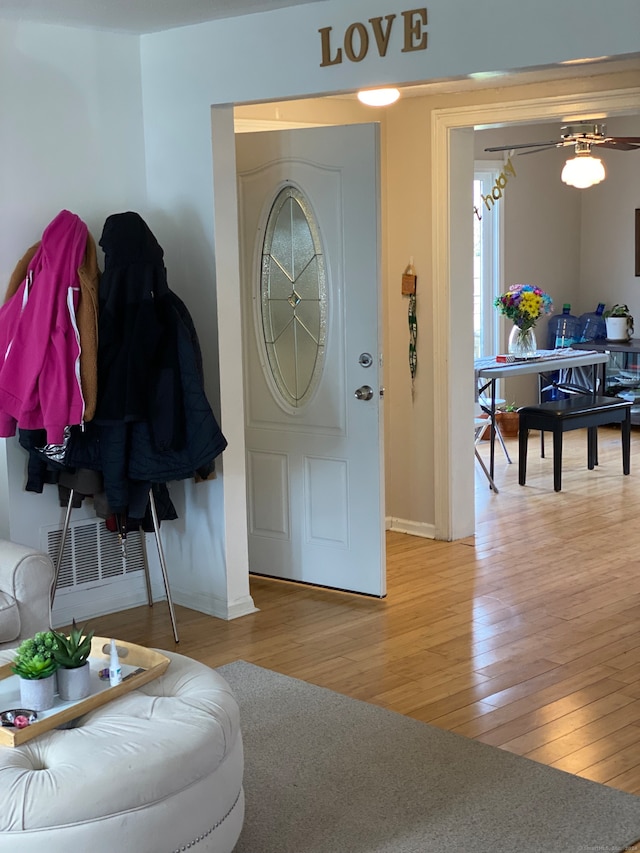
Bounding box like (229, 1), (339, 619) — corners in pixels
(0, 0), (329, 34)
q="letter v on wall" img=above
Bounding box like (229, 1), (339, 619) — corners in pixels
(369, 15), (397, 57)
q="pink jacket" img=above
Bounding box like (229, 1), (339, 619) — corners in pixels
(0, 210), (87, 443)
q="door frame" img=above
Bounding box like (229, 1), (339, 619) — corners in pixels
(431, 86), (640, 541)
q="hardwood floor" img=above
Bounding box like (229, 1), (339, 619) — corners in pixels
(88, 425), (640, 797)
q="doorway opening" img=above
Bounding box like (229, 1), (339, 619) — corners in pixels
(217, 76), (640, 597)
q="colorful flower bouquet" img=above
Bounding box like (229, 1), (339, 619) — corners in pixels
(494, 284), (553, 332)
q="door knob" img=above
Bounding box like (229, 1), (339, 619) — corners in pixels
(354, 385), (374, 401)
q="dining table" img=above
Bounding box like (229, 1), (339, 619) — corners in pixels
(475, 348), (610, 480)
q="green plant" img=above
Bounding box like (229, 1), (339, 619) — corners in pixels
(498, 402), (518, 413)
(11, 631), (59, 680)
(52, 619), (95, 669)
(604, 304), (631, 317)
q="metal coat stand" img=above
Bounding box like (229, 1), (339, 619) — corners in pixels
(51, 488), (179, 643)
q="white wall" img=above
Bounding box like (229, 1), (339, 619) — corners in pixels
(0, 21), (151, 623)
(0, 25), (147, 520)
(141, 0), (640, 105)
(580, 116), (640, 320)
(0, 23), (146, 276)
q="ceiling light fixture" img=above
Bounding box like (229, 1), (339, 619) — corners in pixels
(357, 88), (400, 107)
(561, 141), (606, 188)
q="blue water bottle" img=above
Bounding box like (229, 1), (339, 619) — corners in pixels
(548, 304), (578, 349)
(578, 303), (606, 342)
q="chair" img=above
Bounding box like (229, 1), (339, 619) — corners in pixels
(537, 377), (599, 458)
(518, 394), (632, 492)
(0, 540), (54, 651)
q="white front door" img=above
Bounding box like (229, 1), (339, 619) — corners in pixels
(236, 123), (385, 596)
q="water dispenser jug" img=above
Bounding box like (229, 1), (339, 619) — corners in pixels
(547, 304), (578, 349)
(578, 303), (607, 342)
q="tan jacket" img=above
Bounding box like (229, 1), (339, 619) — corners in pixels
(5, 233), (99, 423)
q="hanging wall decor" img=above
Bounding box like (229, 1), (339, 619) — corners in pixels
(477, 157), (516, 214)
(402, 258), (417, 399)
(409, 292), (417, 395)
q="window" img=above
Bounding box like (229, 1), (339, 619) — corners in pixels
(473, 164), (503, 358)
(260, 185), (327, 409)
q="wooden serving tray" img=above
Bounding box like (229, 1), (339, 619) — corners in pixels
(0, 637), (170, 747)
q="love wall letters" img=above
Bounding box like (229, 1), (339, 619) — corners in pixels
(319, 9), (428, 67)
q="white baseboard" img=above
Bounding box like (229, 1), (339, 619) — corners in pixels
(385, 517), (436, 539)
(51, 574), (258, 628)
(171, 585), (258, 621)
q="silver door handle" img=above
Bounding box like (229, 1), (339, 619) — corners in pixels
(354, 385), (374, 401)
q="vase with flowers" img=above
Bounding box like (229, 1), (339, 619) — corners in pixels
(494, 284), (553, 358)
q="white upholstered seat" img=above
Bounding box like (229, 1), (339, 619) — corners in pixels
(0, 649), (244, 853)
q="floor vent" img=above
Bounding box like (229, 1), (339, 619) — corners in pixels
(46, 520), (146, 590)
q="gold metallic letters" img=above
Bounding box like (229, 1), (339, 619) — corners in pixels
(319, 9), (428, 68)
(479, 158), (517, 216)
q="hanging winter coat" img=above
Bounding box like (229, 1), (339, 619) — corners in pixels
(67, 211), (227, 516)
(0, 210), (92, 443)
(94, 211), (177, 426)
(5, 223), (99, 424)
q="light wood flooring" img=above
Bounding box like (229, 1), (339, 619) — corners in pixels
(88, 425), (640, 798)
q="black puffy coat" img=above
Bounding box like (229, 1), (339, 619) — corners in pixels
(67, 213), (227, 516)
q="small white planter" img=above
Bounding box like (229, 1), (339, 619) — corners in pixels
(19, 673), (56, 711)
(57, 661), (92, 702)
(606, 315), (633, 341)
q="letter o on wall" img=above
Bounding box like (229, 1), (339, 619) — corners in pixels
(344, 22), (369, 62)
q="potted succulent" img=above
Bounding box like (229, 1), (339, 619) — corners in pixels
(11, 630), (60, 711)
(604, 304), (634, 342)
(496, 402), (520, 438)
(52, 619), (95, 701)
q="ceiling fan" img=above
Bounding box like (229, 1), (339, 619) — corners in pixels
(484, 122), (640, 156)
(484, 122), (640, 188)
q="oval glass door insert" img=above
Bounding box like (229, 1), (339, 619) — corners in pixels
(260, 185), (327, 408)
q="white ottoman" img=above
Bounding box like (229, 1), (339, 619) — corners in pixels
(0, 650), (244, 853)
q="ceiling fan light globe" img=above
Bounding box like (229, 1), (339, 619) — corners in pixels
(561, 154), (606, 188)
(357, 88), (400, 107)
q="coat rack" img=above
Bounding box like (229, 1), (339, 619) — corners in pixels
(51, 488), (179, 644)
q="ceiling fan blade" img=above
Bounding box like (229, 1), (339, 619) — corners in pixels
(484, 139), (561, 152)
(517, 144), (562, 156)
(605, 136), (640, 143)
(598, 140), (640, 151)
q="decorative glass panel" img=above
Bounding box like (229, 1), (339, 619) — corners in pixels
(260, 186), (327, 408)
